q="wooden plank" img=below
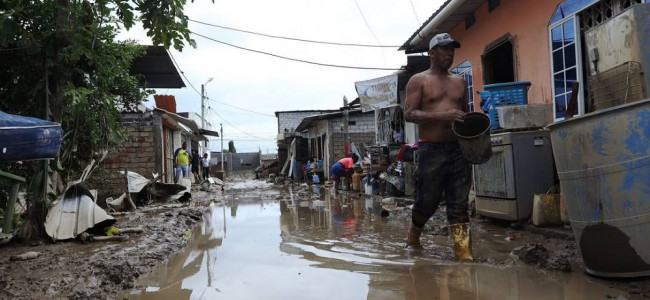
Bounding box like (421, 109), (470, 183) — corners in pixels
(565, 82), (580, 119)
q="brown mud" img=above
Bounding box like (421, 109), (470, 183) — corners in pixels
(1, 172), (649, 299)
(0, 193), (211, 300)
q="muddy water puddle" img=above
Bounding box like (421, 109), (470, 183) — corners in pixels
(124, 184), (629, 300)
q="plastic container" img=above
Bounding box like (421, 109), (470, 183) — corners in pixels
(532, 193), (562, 227)
(496, 104), (553, 129)
(452, 112), (492, 164)
(365, 183), (372, 195)
(548, 98), (650, 278)
(478, 81), (531, 129)
(352, 173), (363, 191)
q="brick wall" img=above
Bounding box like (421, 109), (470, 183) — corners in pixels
(91, 113), (160, 198)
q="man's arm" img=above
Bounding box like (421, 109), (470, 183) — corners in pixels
(404, 76), (426, 124)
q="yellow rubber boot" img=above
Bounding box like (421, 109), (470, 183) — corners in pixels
(450, 223), (474, 261)
(407, 223), (423, 247)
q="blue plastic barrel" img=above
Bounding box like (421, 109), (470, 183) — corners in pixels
(548, 99), (650, 278)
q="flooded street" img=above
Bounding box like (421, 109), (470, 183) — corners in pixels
(124, 179), (631, 300)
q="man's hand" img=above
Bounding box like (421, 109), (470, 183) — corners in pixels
(445, 109), (466, 122)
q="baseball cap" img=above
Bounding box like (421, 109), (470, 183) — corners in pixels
(429, 33), (461, 50)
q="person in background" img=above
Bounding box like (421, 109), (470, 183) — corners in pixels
(308, 156), (318, 170)
(392, 123), (405, 145)
(403, 32), (473, 260)
(174, 142), (192, 183)
(191, 149), (200, 183)
(330, 153), (359, 191)
(201, 153), (210, 181)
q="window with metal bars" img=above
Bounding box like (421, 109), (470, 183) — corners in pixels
(580, 0), (644, 30)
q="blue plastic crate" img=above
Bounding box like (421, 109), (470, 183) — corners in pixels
(477, 81), (531, 129)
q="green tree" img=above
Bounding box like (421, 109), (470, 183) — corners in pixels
(0, 0), (202, 240)
(228, 140), (236, 154)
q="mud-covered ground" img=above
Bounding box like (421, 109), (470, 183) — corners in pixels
(381, 198), (650, 298)
(1, 172), (649, 299)
(0, 186), (216, 300)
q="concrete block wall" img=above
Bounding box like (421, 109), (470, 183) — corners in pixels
(210, 152), (261, 173)
(324, 112), (375, 134)
(92, 113), (159, 198)
(348, 112), (376, 134)
(329, 132), (375, 162)
(277, 111), (335, 133)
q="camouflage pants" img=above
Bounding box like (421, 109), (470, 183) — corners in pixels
(412, 141), (471, 227)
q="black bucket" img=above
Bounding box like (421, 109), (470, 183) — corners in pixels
(452, 112), (492, 164)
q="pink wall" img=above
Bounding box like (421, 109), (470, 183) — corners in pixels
(449, 0), (562, 109)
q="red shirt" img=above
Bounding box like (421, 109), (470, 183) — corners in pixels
(338, 157), (354, 169)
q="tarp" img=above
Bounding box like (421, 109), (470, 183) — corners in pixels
(355, 74), (398, 112)
(120, 171), (150, 193)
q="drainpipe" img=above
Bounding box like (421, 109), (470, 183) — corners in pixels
(410, 0), (469, 47)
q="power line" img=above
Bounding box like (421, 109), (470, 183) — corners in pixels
(353, 0), (382, 47)
(165, 51), (317, 121)
(191, 31), (402, 71)
(189, 19), (400, 48)
(167, 50), (201, 96)
(209, 107), (276, 141)
(353, 0), (388, 68)
(409, 0), (422, 25)
(206, 97), (275, 117)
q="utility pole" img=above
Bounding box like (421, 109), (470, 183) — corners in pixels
(220, 123), (224, 175)
(343, 96), (350, 156)
(201, 78), (213, 148)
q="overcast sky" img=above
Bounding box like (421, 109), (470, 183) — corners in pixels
(118, 0), (444, 154)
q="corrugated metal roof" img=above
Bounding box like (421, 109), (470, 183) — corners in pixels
(154, 108), (210, 141)
(130, 46), (185, 89)
(295, 109), (369, 132)
(260, 153), (277, 161)
(44, 182), (116, 241)
(399, 0), (486, 54)
(274, 109), (339, 117)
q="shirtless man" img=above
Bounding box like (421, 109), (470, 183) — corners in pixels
(403, 33), (473, 260)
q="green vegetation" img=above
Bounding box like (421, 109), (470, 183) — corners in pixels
(0, 0), (203, 240)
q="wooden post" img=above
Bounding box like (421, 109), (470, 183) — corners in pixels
(0, 170), (26, 234)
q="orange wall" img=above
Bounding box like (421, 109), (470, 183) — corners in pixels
(449, 0), (562, 108)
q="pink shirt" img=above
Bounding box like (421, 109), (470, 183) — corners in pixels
(338, 157), (354, 169)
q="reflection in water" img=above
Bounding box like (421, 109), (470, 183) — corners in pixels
(126, 209), (224, 300)
(126, 184), (631, 300)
